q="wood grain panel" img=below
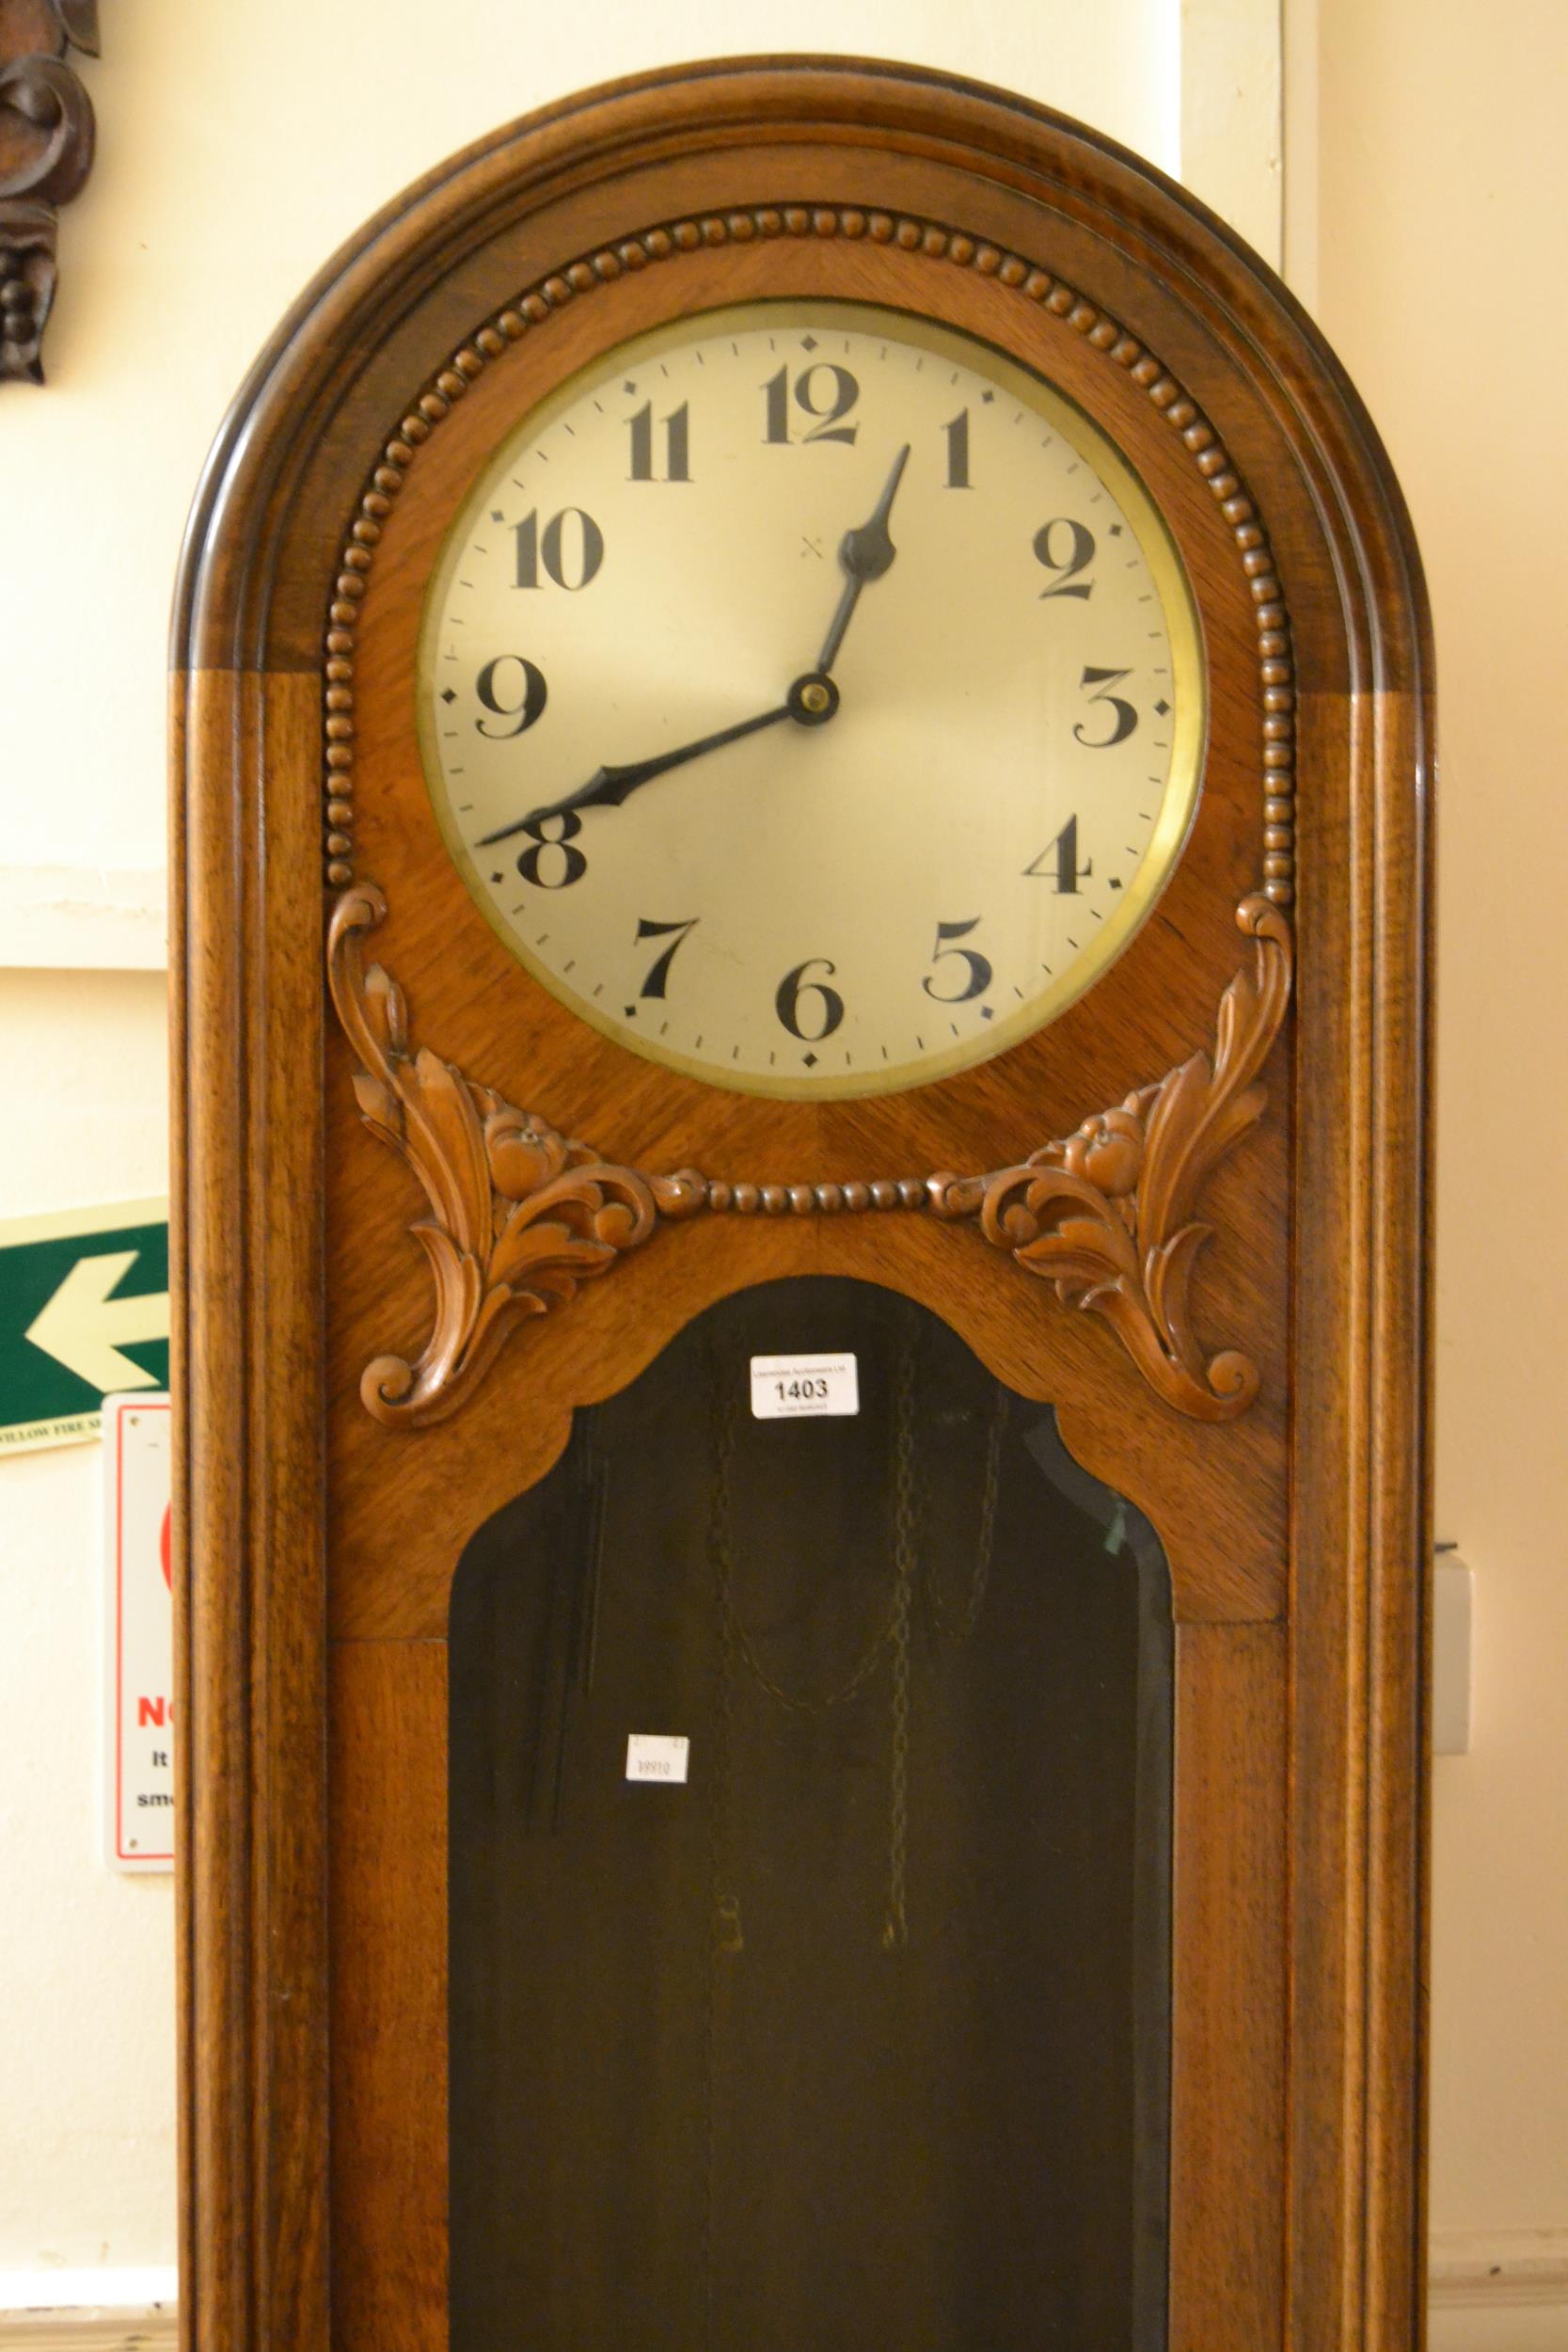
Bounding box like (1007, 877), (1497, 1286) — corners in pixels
(175, 668), (331, 2352)
(326, 1166), (1289, 1643)
(329, 1640), (449, 2352)
(1168, 1621), (1287, 2349)
(1287, 668), (1433, 2344)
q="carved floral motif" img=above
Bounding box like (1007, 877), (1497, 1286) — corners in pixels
(928, 898), (1292, 1420)
(328, 886), (705, 1428)
(330, 886), (1291, 1429)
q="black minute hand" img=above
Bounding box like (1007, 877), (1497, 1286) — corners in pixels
(476, 698), (793, 843)
(814, 442), (911, 675)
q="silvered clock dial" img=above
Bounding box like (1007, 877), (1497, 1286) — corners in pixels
(417, 298), (1204, 1098)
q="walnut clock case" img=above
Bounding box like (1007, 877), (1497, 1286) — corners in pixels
(171, 57), (1432, 2352)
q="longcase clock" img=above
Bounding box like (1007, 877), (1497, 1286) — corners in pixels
(171, 56), (1433, 2352)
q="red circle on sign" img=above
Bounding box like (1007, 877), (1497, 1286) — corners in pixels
(160, 1502), (172, 1592)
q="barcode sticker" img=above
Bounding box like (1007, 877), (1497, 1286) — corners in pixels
(750, 1352), (860, 1420)
(626, 1733), (689, 1784)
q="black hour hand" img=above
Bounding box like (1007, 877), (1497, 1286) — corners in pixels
(476, 698), (792, 843)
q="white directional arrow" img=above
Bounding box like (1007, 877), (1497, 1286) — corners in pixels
(24, 1249), (168, 1394)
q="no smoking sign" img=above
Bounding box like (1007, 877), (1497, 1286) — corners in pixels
(103, 1392), (174, 1871)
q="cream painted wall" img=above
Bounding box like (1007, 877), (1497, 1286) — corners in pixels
(0, 0), (1284, 2311)
(2, 0), (1188, 905)
(0, 975), (170, 2280)
(1307, 0), (1568, 2316)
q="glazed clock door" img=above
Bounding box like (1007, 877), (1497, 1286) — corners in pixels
(173, 56), (1431, 2352)
(448, 1279), (1173, 2351)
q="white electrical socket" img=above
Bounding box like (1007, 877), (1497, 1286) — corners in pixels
(1432, 1551), (1473, 1756)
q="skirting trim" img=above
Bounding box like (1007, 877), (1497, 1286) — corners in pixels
(4, 2234), (1566, 2336)
(1429, 2229), (1568, 2309)
(0, 2305), (176, 2347)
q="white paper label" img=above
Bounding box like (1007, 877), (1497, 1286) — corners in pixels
(626, 1733), (689, 1784)
(750, 1352), (860, 1420)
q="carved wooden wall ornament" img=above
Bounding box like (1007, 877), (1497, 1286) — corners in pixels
(173, 59), (1432, 2352)
(0, 0), (98, 382)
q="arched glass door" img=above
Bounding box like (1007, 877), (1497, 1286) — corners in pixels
(450, 1278), (1172, 2349)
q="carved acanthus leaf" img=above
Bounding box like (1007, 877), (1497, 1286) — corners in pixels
(329, 888), (1291, 1429)
(929, 897), (1292, 1420)
(327, 885), (703, 1428)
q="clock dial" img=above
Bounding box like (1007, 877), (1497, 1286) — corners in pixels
(417, 300), (1205, 1097)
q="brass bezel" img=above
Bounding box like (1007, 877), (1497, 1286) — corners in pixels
(417, 296), (1207, 1100)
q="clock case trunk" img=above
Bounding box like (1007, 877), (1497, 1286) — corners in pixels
(170, 56), (1433, 2352)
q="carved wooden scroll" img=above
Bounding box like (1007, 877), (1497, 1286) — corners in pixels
(329, 885), (707, 1428)
(330, 887), (1291, 1430)
(927, 898), (1291, 1419)
(0, 0), (98, 383)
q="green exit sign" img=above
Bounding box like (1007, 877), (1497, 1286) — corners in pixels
(0, 1199), (169, 1454)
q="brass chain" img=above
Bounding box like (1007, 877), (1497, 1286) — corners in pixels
(698, 1333), (1006, 2322)
(881, 1343), (918, 1950)
(709, 1363), (907, 1720)
(705, 1339), (1006, 1959)
(706, 1369), (744, 1961)
(922, 1384), (1008, 1645)
(703, 1352), (741, 2352)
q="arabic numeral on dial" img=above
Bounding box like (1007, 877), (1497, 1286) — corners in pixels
(922, 917), (991, 1002)
(474, 655), (547, 739)
(636, 915), (699, 998)
(515, 812), (588, 889)
(1074, 666), (1139, 747)
(762, 363), (860, 446)
(775, 958), (845, 1041)
(1033, 518), (1096, 598)
(628, 401), (691, 483)
(942, 409), (971, 488)
(1025, 815), (1093, 894)
(513, 506), (605, 590)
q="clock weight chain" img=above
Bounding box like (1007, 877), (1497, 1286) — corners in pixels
(697, 1329), (1007, 2338)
